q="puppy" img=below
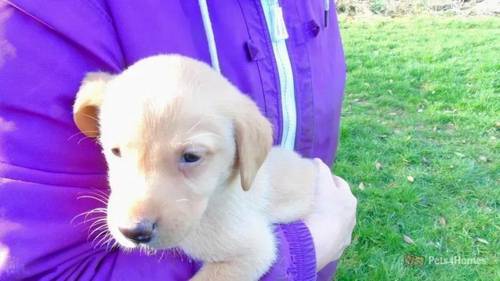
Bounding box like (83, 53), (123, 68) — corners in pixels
(73, 55), (318, 281)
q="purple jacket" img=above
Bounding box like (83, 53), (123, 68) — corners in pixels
(0, 0), (346, 280)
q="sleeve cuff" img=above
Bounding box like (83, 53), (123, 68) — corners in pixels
(279, 221), (317, 281)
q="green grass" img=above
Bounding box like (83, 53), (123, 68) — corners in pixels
(333, 17), (499, 280)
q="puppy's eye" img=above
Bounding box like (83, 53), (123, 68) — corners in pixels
(182, 153), (200, 163)
(111, 147), (121, 157)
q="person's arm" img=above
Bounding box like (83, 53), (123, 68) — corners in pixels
(0, 5), (318, 281)
(0, 5), (315, 281)
(267, 159), (357, 280)
(306, 160), (357, 272)
(0, 2), (354, 280)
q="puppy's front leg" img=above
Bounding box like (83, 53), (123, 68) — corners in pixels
(189, 228), (277, 281)
(190, 261), (254, 281)
(190, 249), (275, 281)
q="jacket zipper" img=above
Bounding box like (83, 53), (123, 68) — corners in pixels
(198, 0), (221, 72)
(260, 0), (296, 150)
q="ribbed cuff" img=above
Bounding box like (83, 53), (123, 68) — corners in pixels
(280, 221), (317, 281)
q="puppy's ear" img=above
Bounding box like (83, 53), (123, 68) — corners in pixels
(232, 95), (273, 191)
(73, 72), (113, 137)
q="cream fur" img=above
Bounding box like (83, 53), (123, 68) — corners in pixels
(73, 55), (317, 281)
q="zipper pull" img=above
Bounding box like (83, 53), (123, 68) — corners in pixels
(270, 4), (288, 42)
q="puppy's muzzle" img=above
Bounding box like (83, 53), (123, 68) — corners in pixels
(118, 220), (156, 244)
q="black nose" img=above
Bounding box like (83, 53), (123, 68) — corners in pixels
(118, 220), (155, 244)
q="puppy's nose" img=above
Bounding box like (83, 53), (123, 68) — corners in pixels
(118, 220), (155, 244)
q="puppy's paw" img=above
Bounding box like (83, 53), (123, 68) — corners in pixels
(189, 261), (255, 281)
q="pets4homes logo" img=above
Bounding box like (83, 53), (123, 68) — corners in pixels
(404, 255), (488, 267)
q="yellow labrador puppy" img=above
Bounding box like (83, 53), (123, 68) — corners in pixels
(73, 55), (317, 281)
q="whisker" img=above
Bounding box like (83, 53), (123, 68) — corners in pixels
(104, 236), (117, 251)
(71, 208), (107, 225)
(81, 113), (99, 122)
(89, 229), (104, 245)
(88, 223), (108, 238)
(83, 189), (110, 198)
(109, 240), (119, 251)
(77, 195), (108, 205)
(76, 135), (95, 144)
(67, 130), (99, 141)
(90, 189), (111, 197)
(92, 228), (111, 248)
(72, 213), (106, 226)
(158, 250), (167, 262)
(185, 118), (203, 135)
(87, 218), (108, 232)
(184, 132), (224, 143)
(94, 231), (112, 249)
(67, 131), (86, 141)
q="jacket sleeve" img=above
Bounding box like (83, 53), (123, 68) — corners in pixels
(262, 223), (318, 281)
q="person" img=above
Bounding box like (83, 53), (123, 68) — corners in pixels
(0, 1), (357, 280)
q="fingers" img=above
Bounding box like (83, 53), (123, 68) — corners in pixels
(332, 176), (357, 205)
(306, 161), (358, 267)
(332, 175), (349, 190)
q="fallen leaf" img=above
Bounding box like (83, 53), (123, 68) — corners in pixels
(479, 156), (488, 162)
(403, 234), (415, 244)
(358, 182), (365, 190)
(434, 241), (441, 248)
(405, 135), (412, 141)
(375, 161), (383, 170)
(438, 217), (446, 226)
(454, 152), (465, 158)
(476, 238), (489, 245)
(495, 121), (500, 129)
(417, 108), (423, 113)
(407, 176), (415, 183)
(433, 126), (438, 132)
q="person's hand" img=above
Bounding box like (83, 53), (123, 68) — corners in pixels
(305, 159), (357, 271)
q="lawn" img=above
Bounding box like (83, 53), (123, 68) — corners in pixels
(333, 17), (499, 280)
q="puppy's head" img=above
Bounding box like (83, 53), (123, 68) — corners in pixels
(73, 55), (272, 249)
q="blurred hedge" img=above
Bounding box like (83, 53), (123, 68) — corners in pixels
(335, 0), (496, 16)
